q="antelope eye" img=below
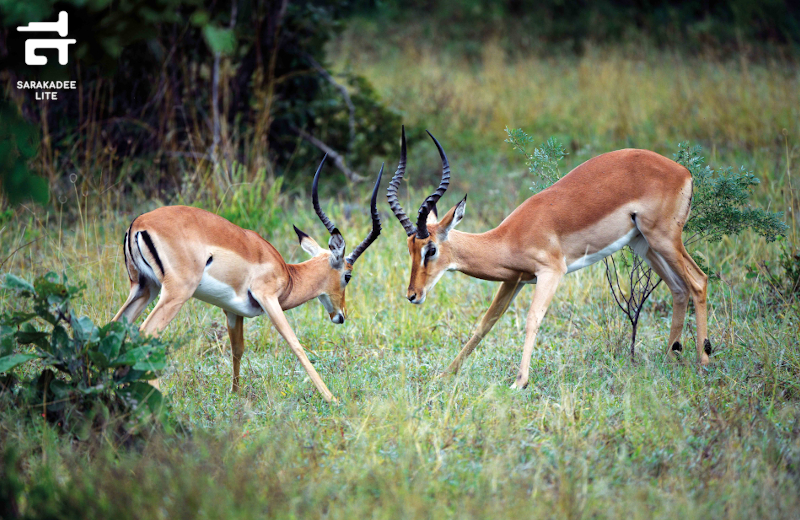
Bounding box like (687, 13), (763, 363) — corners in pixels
(344, 273), (352, 284)
(425, 246), (436, 258)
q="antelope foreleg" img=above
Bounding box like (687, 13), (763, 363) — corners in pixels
(444, 279), (523, 376)
(226, 312), (245, 393)
(259, 296), (336, 403)
(512, 270), (563, 390)
(138, 290), (191, 390)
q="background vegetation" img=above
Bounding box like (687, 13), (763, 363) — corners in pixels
(1, 0), (799, 517)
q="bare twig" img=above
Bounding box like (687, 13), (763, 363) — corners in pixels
(0, 238), (39, 270)
(290, 126), (365, 183)
(303, 52), (356, 157)
(604, 247), (663, 359)
(210, 2), (239, 186)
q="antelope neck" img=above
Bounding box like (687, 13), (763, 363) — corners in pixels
(280, 256), (331, 310)
(447, 228), (517, 282)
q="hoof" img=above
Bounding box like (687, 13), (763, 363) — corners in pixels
(510, 376), (529, 390)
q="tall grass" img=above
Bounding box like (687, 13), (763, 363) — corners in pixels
(1, 26), (799, 519)
(332, 24), (799, 156)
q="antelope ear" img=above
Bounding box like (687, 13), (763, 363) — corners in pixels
(426, 203), (439, 225)
(437, 195), (466, 241)
(328, 229), (346, 267)
(294, 225), (323, 257)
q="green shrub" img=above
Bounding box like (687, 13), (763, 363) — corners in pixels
(676, 142), (788, 246)
(504, 127), (567, 191)
(0, 273), (171, 440)
(0, 0), (400, 201)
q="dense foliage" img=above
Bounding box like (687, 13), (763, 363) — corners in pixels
(0, 273), (170, 441)
(0, 0), (399, 203)
(0, 105), (46, 205)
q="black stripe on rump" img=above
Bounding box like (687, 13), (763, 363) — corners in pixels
(134, 232), (154, 275)
(126, 217), (137, 267)
(123, 231), (132, 281)
(139, 230), (165, 276)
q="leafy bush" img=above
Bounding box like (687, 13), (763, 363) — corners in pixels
(0, 104), (47, 206)
(504, 127), (567, 191)
(0, 0), (400, 203)
(676, 142), (787, 246)
(0, 273), (170, 440)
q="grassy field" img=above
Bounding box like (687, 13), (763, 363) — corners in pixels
(1, 27), (799, 518)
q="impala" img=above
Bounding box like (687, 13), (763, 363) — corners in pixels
(112, 156), (382, 402)
(388, 127), (710, 389)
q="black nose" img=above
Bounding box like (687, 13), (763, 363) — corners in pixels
(407, 293), (416, 302)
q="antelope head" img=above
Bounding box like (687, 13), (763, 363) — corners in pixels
(386, 127), (466, 304)
(295, 155), (383, 322)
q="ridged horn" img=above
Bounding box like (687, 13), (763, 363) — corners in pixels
(311, 154), (337, 235)
(386, 126), (416, 236)
(346, 164), (383, 265)
(415, 130), (451, 239)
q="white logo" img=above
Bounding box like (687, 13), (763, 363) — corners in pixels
(17, 11), (75, 66)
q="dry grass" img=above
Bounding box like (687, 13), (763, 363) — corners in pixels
(332, 27), (799, 155)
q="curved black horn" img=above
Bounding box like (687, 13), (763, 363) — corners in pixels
(415, 130), (451, 239)
(386, 126), (416, 236)
(312, 154), (337, 234)
(346, 163), (383, 266)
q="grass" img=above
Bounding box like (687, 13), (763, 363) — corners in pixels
(1, 27), (799, 518)
(333, 21), (800, 152)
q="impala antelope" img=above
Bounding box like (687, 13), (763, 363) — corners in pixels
(387, 127), (710, 389)
(113, 156), (383, 402)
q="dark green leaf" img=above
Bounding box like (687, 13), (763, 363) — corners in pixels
(50, 325), (71, 356)
(119, 381), (164, 415)
(17, 330), (48, 349)
(0, 353), (38, 373)
(114, 346), (166, 372)
(203, 24), (236, 56)
(71, 315), (97, 342)
(48, 379), (71, 399)
(0, 311), (37, 327)
(2, 274), (34, 294)
(99, 332), (124, 361)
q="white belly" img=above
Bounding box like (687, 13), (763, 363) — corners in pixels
(565, 227), (640, 274)
(193, 273), (263, 318)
